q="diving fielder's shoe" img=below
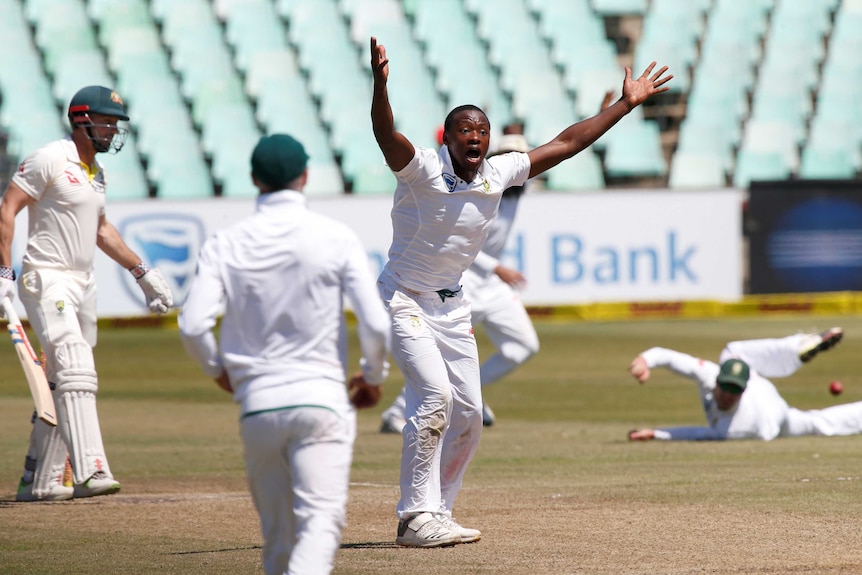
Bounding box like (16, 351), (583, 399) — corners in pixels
(481, 403), (496, 427)
(16, 479), (73, 502)
(396, 512), (460, 548)
(73, 470), (120, 498)
(435, 513), (481, 543)
(380, 409), (406, 434)
(799, 327), (843, 363)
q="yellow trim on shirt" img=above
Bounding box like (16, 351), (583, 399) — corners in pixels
(79, 161), (97, 182)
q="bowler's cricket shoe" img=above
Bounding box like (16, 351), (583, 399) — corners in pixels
(396, 512), (460, 548)
(481, 403), (496, 427)
(435, 513), (481, 543)
(380, 409), (406, 434)
(16, 479), (73, 502)
(73, 470), (120, 498)
(799, 327), (843, 363)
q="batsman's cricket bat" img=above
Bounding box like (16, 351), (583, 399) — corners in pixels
(2, 297), (57, 426)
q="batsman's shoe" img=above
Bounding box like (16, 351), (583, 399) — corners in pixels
(395, 512), (460, 548)
(380, 410), (406, 434)
(73, 471), (120, 498)
(481, 403), (496, 427)
(16, 479), (73, 502)
(435, 513), (481, 544)
(799, 327), (843, 363)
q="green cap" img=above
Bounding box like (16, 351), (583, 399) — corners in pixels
(251, 134), (309, 189)
(716, 358), (750, 393)
(68, 86), (129, 121)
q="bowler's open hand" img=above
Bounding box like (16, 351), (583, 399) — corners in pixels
(622, 62), (672, 110)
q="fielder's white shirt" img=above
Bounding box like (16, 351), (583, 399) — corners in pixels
(178, 190), (391, 416)
(469, 190), (521, 279)
(382, 146), (530, 292)
(641, 347), (790, 440)
(12, 137), (106, 273)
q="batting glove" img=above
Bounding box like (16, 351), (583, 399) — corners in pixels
(0, 266), (16, 307)
(131, 263), (174, 314)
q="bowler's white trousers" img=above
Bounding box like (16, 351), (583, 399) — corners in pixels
(721, 334), (862, 437)
(378, 275), (483, 519)
(241, 406), (355, 575)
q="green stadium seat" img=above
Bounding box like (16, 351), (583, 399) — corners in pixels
(740, 119), (800, 172)
(733, 150), (790, 188)
(799, 147), (857, 180)
(351, 163), (397, 196)
(49, 52), (113, 107)
(591, 0), (647, 16)
(668, 152), (726, 189)
(99, 139), (149, 200)
(545, 150), (605, 192)
(305, 163), (346, 197)
(603, 117), (667, 178)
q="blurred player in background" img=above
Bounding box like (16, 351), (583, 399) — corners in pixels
(370, 35), (672, 547)
(0, 85), (174, 501)
(179, 134), (390, 575)
(380, 124), (539, 432)
(626, 328), (862, 441)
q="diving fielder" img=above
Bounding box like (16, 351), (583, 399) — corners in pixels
(627, 328), (862, 441)
(0, 85), (173, 501)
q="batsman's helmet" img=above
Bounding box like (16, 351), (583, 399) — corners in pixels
(67, 86), (129, 153)
(68, 86), (129, 121)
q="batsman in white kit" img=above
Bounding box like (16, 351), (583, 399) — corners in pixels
(370, 36), (672, 547)
(179, 134), (390, 575)
(627, 328), (862, 441)
(0, 86), (174, 502)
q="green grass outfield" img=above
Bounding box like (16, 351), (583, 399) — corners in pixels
(1, 313), (861, 574)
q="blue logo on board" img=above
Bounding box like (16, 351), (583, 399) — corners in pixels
(118, 214), (206, 308)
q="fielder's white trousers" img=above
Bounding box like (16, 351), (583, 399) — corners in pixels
(378, 276), (483, 519)
(461, 270), (539, 386)
(241, 406), (355, 575)
(720, 334), (862, 437)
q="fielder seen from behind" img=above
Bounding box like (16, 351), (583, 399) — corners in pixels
(627, 328), (862, 441)
(370, 35), (671, 547)
(0, 86), (174, 502)
(179, 134), (391, 575)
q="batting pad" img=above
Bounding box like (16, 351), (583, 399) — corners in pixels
(30, 419), (69, 498)
(53, 342), (111, 484)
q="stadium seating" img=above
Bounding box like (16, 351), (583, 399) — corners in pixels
(0, 0), (858, 198)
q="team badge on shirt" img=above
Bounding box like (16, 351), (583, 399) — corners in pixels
(56, 300), (65, 314)
(442, 173), (457, 192)
(482, 179), (490, 192)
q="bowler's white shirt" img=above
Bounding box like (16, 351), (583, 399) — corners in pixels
(382, 146), (530, 292)
(12, 137), (106, 273)
(178, 190), (390, 415)
(641, 347), (789, 440)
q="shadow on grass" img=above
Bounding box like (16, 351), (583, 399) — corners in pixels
(340, 541), (401, 549)
(168, 545), (261, 555)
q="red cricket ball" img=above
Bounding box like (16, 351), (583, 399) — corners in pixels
(829, 381), (844, 396)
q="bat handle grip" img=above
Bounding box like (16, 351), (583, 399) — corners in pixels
(2, 296), (22, 325)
